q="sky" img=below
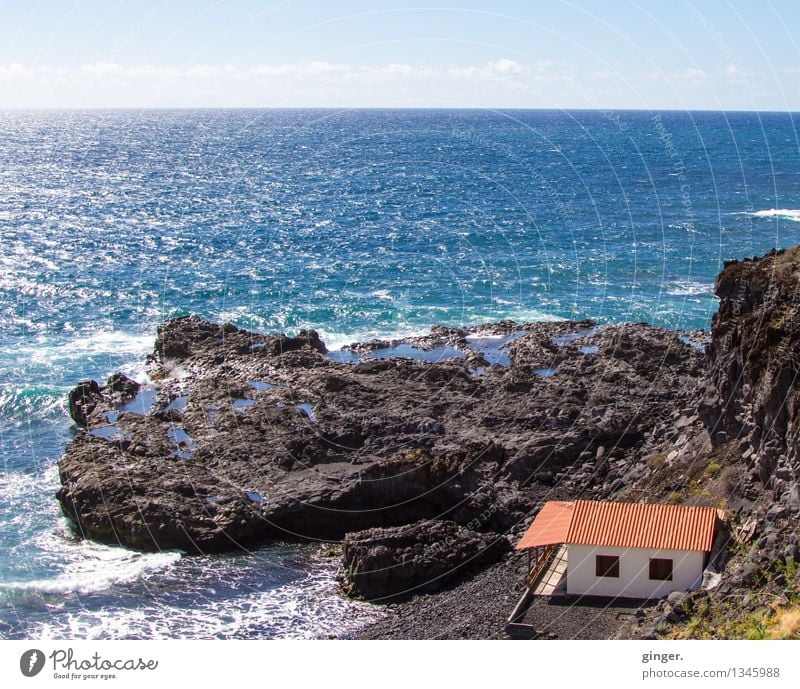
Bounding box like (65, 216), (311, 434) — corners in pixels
(0, 0), (799, 109)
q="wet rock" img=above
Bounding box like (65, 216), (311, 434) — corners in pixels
(105, 373), (140, 402)
(67, 380), (103, 427)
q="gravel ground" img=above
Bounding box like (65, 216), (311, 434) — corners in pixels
(518, 594), (652, 640)
(351, 551), (656, 640)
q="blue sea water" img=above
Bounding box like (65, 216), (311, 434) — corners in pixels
(1, 109), (799, 638)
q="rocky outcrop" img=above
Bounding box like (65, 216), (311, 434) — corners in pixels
(57, 314), (703, 554)
(352, 247), (800, 637)
(67, 374), (140, 427)
(152, 315), (327, 361)
(701, 246), (800, 506)
(340, 519), (511, 600)
(67, 380), (103, 427)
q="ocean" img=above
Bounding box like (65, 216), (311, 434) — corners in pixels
(0, 108), (798, 638)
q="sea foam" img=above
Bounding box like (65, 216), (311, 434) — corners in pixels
(748, 209), (800, 223)
(4, 544), (182, 596)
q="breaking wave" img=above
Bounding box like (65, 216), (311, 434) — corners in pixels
(747, 209), (800, 223)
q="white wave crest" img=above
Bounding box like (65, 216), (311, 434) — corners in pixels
(30, 557), (382, 640)
(5, 540), (182, 596)
(53, 331), (155, 359)
(11, 331), (154, 366)
(665, 280), (713, 296)
(0, 386), (68, 427)
(748, 209), (800, 223)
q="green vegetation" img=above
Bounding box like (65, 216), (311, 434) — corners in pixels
(769, 314), (786, 330)
(646, 453), (667, 469)
(668, 556), (800, 639)
(768, 607), (800, 639)
(322, 544), (342, 558)
(402, 448), (427, 462)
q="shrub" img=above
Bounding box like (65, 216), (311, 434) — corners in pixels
(402, 448), (426, 462)
(768, 607), (800, 639)
(745, 618), (768, 640)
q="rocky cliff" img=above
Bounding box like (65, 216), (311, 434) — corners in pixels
(56, 247), (800, 639)
(634, 247), (800, 640)
(702, 247), (800, 507)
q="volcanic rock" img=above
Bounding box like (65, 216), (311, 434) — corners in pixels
(340, 519), (511, 601)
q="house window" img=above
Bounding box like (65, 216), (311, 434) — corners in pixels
(595, 554), (620, 578)
(649, 558), (673, 581)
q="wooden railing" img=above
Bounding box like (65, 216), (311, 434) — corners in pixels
(525, 544), (557, 588)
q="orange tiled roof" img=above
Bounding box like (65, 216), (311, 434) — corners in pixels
(567, 500), (717, 551)
(516, 499), (717, 552)
(514, 501), (574, 549)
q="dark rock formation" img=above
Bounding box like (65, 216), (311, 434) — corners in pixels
(67, 374), (140, 426)
(701, 246), (800, 505)
(105, 373), (140, 401)
(68, 380), (103, 427)
(57, 313), (703, 554)
(56, 247), (800, 638)
(340, 519), (510, 600)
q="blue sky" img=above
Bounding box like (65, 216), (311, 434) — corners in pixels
(1, 0), (799, 108)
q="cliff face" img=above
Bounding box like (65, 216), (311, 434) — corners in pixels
(702, 247), (800, 509)
(636, 247), (800, 641)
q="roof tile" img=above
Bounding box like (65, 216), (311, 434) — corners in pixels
(516, 499), (717, 552)
(566, 500), (717, 551)
(514, 501), (574, 550)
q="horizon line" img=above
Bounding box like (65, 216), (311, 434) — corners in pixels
(1, 106), (799, 114)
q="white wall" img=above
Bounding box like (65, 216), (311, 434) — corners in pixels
(566, 544), (705, 599)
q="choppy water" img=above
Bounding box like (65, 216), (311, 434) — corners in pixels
(1, 109), (798, 638)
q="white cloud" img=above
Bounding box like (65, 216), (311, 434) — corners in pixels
(306, 61), (349, 74)
(0, 62), (33, 79)
(372, 63), (422, 76)
(449, 58), (524, 79)
(380, 63), (416, 76)
(127, 65), (183, 78)
(677, 67), (707, 83)
(645, 68), (707, 85)
(185, 64), (222, 78)
(4, 57), (778, 108)
(362, 63), (438, 79)
(720, 64), (754, 84)
(81, 63), (206, 79)
(249, 64), (290, 76)
(249, 61), (349, 77)
(490, 58), (523, 75)
(13, 59), (529, 87)
(81, 62), (124, 77)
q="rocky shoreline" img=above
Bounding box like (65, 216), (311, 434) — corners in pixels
(58, 247), (800, 639)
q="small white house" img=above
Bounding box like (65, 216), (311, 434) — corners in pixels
(515, 499), (718, 599)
